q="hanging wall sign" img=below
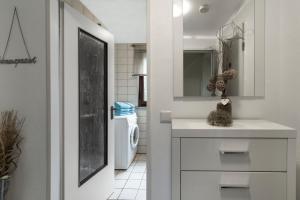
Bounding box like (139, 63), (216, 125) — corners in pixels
(0, 7), (37, 67)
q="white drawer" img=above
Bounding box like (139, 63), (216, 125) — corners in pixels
(181, 171), (286, 200)
(181, 138), (287, 171)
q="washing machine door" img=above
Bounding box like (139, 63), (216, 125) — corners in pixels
(130, 124), (139, 149)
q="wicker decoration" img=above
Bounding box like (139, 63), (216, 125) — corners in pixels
(217, 101), (232, 114)
(222, 68), (238, 80)
(207, 97), (233, 127)
(207, 110), (232, 127)
(206, 76), (217, 93)
(206, 70), (236, 126)
(206, 21), (243, 127)
(215, 78), (226, 92)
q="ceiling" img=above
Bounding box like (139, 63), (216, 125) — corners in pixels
(81, 0), (147, 43)
(183, 0), (245, 37)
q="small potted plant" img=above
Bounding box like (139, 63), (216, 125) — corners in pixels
(0, 111), (24, 200)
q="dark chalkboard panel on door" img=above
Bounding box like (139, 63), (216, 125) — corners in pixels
(78, 28), (108, 186)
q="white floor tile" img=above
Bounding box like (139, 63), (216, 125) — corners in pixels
(130, 160), (137, 166)
(135, 190), (146, 200)
(118, 189), (138, 199)
(140, 180), (146, 190)
(129, 172), (144, 180)
(136, 154), (147, 161)
(124, 179), (142, 189)
(133, 165), (146, 173)
(127, 165), (135, 173)
(115, 171), (131, 180)
(114, 180), (127, 189)
(107, 189), (122, 200)
(112, 154), (147, 199)
(142, 173), (147, 180)
(135, 161), (146, 167)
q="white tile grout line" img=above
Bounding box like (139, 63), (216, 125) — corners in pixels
(116, 160), (136, 199)
(108, 154), (147, 200)
(112, 154), (147, 200)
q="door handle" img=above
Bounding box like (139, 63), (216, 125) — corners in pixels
(220, 184), (249, 189)
(219, 142), (249, 155)
(110, 106), (116, 120)
(220, 173), (250, 190)
(219, 150), (248, 155)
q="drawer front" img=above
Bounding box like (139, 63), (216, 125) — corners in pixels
(181, 138), (287, 171)
(181, 171), (286, 200)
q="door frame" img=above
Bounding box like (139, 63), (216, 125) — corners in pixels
(47, 0), (64, 200)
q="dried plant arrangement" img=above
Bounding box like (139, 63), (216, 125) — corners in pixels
(206, 22), (242, 127)
(0, 110), (24, 178)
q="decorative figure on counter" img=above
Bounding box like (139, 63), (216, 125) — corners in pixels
(207, 66), (238, 127)
(207, 21), (242, 127)
(207, 69), (238, 126)
(0, 7), (37, 67)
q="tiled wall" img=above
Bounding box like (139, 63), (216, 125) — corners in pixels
(136, 108), (147, 153)
(115, 44), (147, 154)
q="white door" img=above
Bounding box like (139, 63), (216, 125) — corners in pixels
(63, 4), (114, 200)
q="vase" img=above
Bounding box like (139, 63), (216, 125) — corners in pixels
(0, 177), (9, 200)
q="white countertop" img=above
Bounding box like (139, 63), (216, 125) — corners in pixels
(172, 119), (297, 138)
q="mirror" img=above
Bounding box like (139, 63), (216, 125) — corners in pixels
(173, 0), (265, 97)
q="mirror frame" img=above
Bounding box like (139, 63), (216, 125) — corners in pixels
(173, 0), (265, 97)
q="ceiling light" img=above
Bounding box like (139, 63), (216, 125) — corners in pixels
(183, 0), (191, 15)
(183, 35), (193, 39)
(199, 4), (210, 14)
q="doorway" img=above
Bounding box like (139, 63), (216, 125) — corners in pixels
(57, 1), (148, 200)
(108, 44), (148, 200)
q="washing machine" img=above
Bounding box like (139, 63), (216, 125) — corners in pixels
(115, 113), (139, 169)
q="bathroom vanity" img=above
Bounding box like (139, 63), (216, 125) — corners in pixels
(172, 119), (297, 200)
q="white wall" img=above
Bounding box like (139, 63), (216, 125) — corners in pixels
(278, 0), (300, 198)
(0, 1), (48, 200)
(148, 0), (300, 199)
(81, 0), (147, 43)
(64, 0), (101, 24)
(183, 37), (217, 50)
(226, 0), (255, 96)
